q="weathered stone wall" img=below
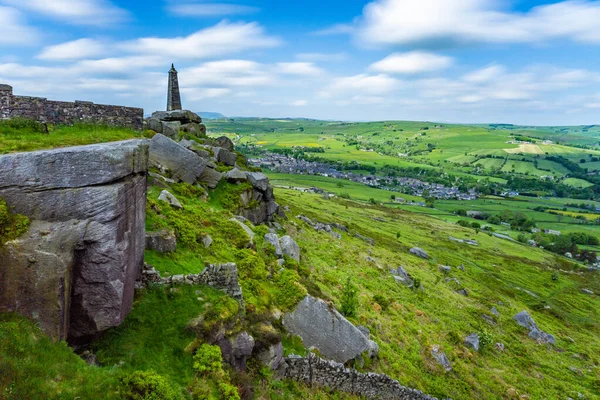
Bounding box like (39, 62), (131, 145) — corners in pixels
(0, 140), (148, 344)
(282, 354), (438, 400)
(0, 84), (143, 129)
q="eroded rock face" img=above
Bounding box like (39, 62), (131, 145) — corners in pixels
(283, 295), (371, 363)
(0, 140), (148, 344)
(514, 311), (555, 344)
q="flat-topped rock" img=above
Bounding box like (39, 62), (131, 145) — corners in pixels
(151, 110), (202, 124)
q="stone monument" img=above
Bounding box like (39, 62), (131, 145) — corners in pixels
(167, 64), (182, 111)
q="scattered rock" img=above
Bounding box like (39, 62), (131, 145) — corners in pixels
(439, 265), (451, 273)
(581, 288), (594, 295)
(214, 147), (237, 166)
(431, 345), (452, 372)
(201, 234), (213, 248)
(390, 266), (414, 288)
(158, 190), (183, 209)
(283, 295), (372, 363)
(513, 311), (555, 344)
(214, 136), (234, 151)
(225, 167), (248, 183)
(198, 166), (223, 189)
(354, 233), (375, 246)
(264, 233), (283, 258)
(449, 236), (464, 243)
(257, 342), (284, 370)
(493, 233), (515, 242)
(246, 172), (270, 192)
(162, 121), (181, 139)
(495, 342), (505, 352)
(456, 288), (469, 297)
(231, 332), (255, 371)
(464, 333), (480, 352)
(79, 351), (100, 367)
(279, 235), (300, 262)
(181, 122), (206, 137)
(146, 230), (177, 253)
(465, 239), (479, 246)
(491, 306), (500, 317)
(409, 247), (428, 259)
(230, 218), (255, 246)
(458, 264), (465, 271)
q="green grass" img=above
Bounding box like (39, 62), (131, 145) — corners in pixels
(563, 177), (594, 188)
(274, 189), (600, 399)
(0, 120), (144, 154)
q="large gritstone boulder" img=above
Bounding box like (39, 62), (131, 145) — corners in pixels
(0, 140), (148, 344)
(149, 134), (207, 184)
(283, 295), (372, 363)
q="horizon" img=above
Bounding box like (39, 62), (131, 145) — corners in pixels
(2, 0), (600, 125)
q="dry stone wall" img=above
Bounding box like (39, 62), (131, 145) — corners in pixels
(0, 84), (143, 129)
(282, 354), (439, 400)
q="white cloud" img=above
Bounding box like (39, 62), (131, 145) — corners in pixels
(320, 73), (401, 98)
(276, 62), (323, 76)
(37, 39), (108, 61)
(355, 0), (600, 47)
(181, 60), (277, 88)
(0, 6), (38, 45)
(182, 87), (232, 100)
(167, 3), (259, 17)
(369, 51), (453, 74)
(290, 100), (307, 106)
(314, 23), (355, 36)
(1, 0), (127, 25)
(296, 52), (348, 62)
(122, 21), (281, 59)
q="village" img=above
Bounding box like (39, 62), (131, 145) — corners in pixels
(250, 152), (479, 201)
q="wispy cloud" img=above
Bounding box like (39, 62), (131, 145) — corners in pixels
(121, 21), (281, 59)
(369, 51), (453, 74)
(167, 2), (259, 17)
(276, 62), (324, 76)
(37, 39), (108, 61)
(0, 6), (38, 45)
(351, 0), (600, 48)
(1, 0), (128, 25)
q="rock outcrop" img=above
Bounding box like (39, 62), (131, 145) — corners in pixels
(146, 110), (206, 139)
(0, 140), (148, 343)
(283, 295), (377, 363)
(282, 354), (438, 400)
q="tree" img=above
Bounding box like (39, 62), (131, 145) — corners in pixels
(340, 276), (359, 318)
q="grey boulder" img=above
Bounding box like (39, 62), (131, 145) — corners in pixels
(257, 342), (284, 370)
(246, 172), (270, 192)
(215, 136), (234, 151)
(230, 218), (255, 246)
(283, 295), (372, 363)
(264, 233), (283, 258)
(431, 345), (452, 372)
(162, 121), (181, 139)
(409, 247), (428, 259)
(280, 235), (300, 262)
(146, 230), (177, 253)
(225, 167), (248, 183)
(464, 333), (479, 351)
(149, 134), (207, 184)
(158, 190), (183, 209)
(151, 110), (202, 124)
(198, 167), (223, 189)
(214, 147), (237, 166)
(390, 266), (413, 288)
(514, 311), (555, 344)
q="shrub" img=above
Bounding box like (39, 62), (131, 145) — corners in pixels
(340, 276), (359, 318)
(0, 199), (30, 244)
(373, 294), (390, 311)
(121, 370), (179, 400)
(218, 383), (241, 400)
(478, 329), (494, 351)
(193, 344), (223, 375)
(274, 269), (307, 310)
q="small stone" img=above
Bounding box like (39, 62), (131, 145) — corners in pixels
(409, 247), (428, 259)
(494, 342), (505, 352)
(464, 333), (480, 351)
(146, 230), (177, 253)
(201, 234), (213, 248)
(158, 190), (183, 209)
(431, 345), (452, 372)
(279, 235), (300, 262)
(264, 233), (283, 258)
(491, 306), (500, 317)
(581, 289), (594, 295)
(439, 265), (451, 273)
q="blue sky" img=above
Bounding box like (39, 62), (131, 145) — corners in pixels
(1, 0), (600, 125)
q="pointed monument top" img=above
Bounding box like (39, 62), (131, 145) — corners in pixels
(167, 63), (182, 111)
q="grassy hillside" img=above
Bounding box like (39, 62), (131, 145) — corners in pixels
(1, 121), (599, 399)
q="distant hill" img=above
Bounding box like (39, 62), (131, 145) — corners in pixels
(197, 112), (226, 120)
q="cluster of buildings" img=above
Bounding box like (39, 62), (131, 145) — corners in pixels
(250, 153), (478, 200)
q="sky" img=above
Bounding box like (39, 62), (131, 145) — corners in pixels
(1, 0), (600, 125)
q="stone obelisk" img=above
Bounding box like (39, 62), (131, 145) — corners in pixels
(167, 64), (182, 111)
